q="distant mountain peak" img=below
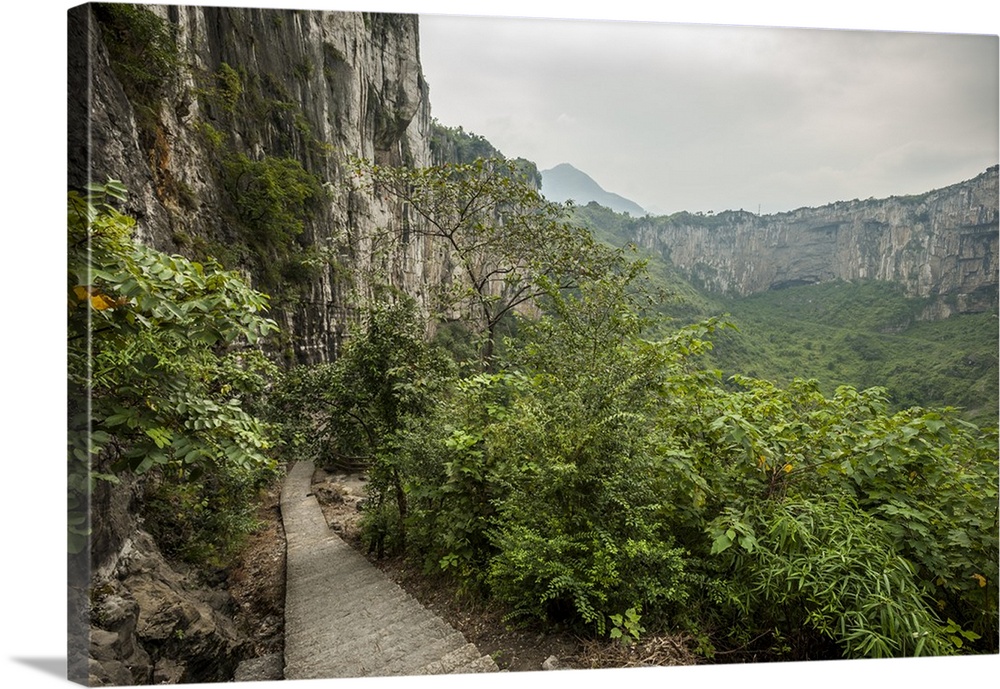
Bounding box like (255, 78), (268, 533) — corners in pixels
(540, 163), (647, 216)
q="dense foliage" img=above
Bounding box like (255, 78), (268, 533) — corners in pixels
(430, 122), (502, 166)
(221, 152), (326, 292)
(567, 202), (999, 426)
(268, 296), (455, 556)
(711, 282), (999, 426)
(271, 168), (998, 658)
(272, 160), (996, 661)
(72, 166), (997, 664)
(68, 182), (279, 563)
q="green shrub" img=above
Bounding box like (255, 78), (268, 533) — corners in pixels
(223, 153), (322, 247)
(709, 497), (954, 658)
(94, 3), (179, 106)
(221, 152), (325, 291)
(68, 182), (280, 556)
(144, 453), (279, 566)
(693, 375), (998, 656)
(215, 62), (244, 111)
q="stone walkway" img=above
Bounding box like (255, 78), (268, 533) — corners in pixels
(280, 460), (499, 679)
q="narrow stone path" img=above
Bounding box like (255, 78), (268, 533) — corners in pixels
(280, 460), (499, 679)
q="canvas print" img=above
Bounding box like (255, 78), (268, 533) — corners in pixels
(67, 2), (999, 686)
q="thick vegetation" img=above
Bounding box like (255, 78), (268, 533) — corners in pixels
(711, 282), (999, 426)
(430, 122), (542, 188)
(268, 161), (998, 661)
(568, 202), (1000, 426)
(68, 182), (279, 564)
(71, 175), (996, 663)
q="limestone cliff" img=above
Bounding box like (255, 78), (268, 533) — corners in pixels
(629, 166), (998, 318)
(70, 4), (441, 366)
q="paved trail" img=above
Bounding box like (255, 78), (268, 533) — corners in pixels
(280, 460), (499, 679)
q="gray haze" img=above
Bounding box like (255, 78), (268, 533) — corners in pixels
(420, 12), (998, 215)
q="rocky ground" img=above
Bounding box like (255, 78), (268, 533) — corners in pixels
(226, 481), (286, 668)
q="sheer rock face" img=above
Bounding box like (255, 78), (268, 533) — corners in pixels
(73, 5), (439, 365)
(631, 166), (998, 317)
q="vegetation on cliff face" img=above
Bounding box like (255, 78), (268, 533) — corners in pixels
(190, 57), (333, 303)
(430, 121), (543, 188)
(92, 3), (179, 108)
(430, 122), (501, 166)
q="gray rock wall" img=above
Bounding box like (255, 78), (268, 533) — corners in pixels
(73, 4), (443, 365)
(631, 166), (998, 317)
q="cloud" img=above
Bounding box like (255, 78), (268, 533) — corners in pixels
(420, 12), (997, 214)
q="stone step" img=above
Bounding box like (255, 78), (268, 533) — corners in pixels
(376, 629), (469, 676)
(454, 653), (502, 674)
(417, 642), (483, 675)
(292, 575), (414, 623)
(281, 460), (499, 681)
(288, 605), (456, 666)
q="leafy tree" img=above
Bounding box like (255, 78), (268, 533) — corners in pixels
(267, 295), (455, 556)
(68, 181), (279, 559)
(481, 274), (706, 633)
(708, 496), (953, 658)
(354, 157), (624, 364)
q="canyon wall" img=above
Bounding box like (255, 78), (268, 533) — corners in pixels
(70, 4), (444, 365)
(630, 166), (998, 317)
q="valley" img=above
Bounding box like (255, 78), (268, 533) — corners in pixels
(565, 181), (999, 427)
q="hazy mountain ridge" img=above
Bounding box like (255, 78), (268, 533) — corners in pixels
(569, 200), (998, 424)
(584, 166), (998, 319)
(540, 163), (647, 216)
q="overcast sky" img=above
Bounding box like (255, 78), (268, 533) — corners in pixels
(419, 14), (998, 215)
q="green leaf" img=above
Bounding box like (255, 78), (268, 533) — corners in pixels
(711, 533), (733, 555)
